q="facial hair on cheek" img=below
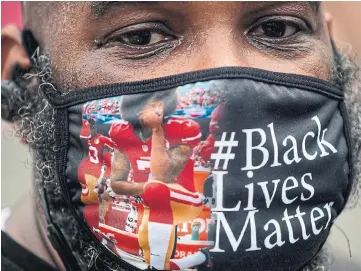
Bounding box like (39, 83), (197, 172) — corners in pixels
(10, 56), (116, 270)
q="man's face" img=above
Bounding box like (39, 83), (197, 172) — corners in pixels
(12, 2), (361, 270)
(39, 2), (332, 90)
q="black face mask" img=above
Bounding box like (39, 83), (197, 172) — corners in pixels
(37, 66), (353, 271)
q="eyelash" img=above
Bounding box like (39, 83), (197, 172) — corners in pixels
(246, 16), (311, 40)
(96, 22), (179, 59)
(100, 23), (176, 45)
(243, 15), (313, 55)
(98, 16), (312, 59)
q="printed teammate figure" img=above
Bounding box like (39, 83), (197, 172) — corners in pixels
(85, 119), (116, 165)
(106, 90), (212, 270)
(196, 103), (224, 168)
(79, 117), (117, 223)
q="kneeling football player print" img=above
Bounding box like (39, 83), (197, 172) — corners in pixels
(77, 85), (221, 270)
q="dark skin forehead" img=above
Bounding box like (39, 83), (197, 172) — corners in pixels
(24, 1), (332, 90)
(91, 1), (320, 18)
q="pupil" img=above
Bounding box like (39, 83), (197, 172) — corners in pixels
(262, 22), (286, 38)
(127, 30), (151, 45)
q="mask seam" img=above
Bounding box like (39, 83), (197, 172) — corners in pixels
(338, 101), (355, 209)
(41, 68), (343, 108)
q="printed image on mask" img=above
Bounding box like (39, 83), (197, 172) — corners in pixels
(75, 84), (222, 270)
(64, 74), (351, 271)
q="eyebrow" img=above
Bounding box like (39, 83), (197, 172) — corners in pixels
(91, 1), (321, 18)
(91, 1), (158, 18)
(308, 1), (321, 12)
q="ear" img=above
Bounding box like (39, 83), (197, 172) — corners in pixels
(324, 11), (334, 39)
(1, 24), (30, 80)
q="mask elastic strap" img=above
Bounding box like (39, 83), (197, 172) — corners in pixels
(40, 188), (81, 271)
(21, 29), (39, 61)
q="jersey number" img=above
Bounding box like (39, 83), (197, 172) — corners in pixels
(136, 160), (150, 170)
(89, 146), (99, 164)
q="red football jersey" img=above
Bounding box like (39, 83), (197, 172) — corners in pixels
(199, 133), (216, 162)
(209, 103), (223, 135)
(80, 119), (91, 139)
(78, 154), (112, 192)
(199, 103), (224, 162)
(83, 204), (100, 229)
(109, 117), (201, 192)
(88, 134), (117, 164)
(104, 203), (130, 230)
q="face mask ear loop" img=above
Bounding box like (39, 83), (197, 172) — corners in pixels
(330, 38), (341, 59)
(21, 29), (39, 61)
(40, 188), (81, 271)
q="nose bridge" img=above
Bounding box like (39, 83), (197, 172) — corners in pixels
(191, 26), (248, 71)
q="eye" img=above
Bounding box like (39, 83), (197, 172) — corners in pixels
(249, 21), (300, 38)
(107, 24), (176, 47)
(119, 29), (172, 46)
(98, 22), (179, 59)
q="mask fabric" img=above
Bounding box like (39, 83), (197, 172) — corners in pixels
(42, 68), (353, 271)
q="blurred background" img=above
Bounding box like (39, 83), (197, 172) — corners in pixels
(1, 1), (360, 270)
